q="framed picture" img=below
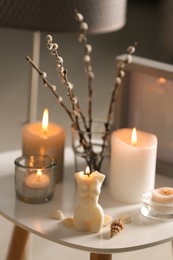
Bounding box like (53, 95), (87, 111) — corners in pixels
(114, 55), (173, 175)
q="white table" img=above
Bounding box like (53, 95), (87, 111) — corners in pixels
(0, 149), (173, 260)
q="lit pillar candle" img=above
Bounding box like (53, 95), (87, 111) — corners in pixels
(22, 108), (65, 182)
(109, 128), (157, 204)
(152, 187), (173, 204)
(25, 169), (50, 189)
(73, 167), (105, 233)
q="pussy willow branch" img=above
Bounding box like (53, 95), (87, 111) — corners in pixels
(26, 56), (74, 122)
(105, 42), (137, 131)
(97, 43), (137, 170)
(74, 10), (95, 132)
(26, 55), (89, 151)
(46, 35), (88, 132)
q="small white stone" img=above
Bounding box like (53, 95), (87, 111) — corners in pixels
(119, 214), (133, 224)
(51, 210), (65, 220)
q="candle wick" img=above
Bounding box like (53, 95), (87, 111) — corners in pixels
(42, 128), (47, 137)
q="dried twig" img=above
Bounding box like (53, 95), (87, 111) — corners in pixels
(26, 56), (74, 122)
(25, 10), (136, 172)
(105, 42), (137, 131)
(74, 10), (95, 132)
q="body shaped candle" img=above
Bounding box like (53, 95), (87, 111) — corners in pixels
(73, 170), (105, 233)
(152, 187), (173, 204)
(109, 128), (157, 204)
(22, 109), (65, 182)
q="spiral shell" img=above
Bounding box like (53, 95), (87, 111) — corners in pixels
(110, 218), (124, 238)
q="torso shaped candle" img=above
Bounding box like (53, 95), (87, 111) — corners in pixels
(73, 171), (105, 233)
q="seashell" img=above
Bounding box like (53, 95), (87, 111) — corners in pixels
(118, 214), (133, 224)
(63, 218), (74, 228)
(50, 210), (65, 220)
(103, 215), (112, 226)
(110, 218), (124, 238)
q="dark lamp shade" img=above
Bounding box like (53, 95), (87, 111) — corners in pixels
(0, 0), (127, 33)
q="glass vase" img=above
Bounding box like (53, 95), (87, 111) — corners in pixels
(71, 119), (114, 175)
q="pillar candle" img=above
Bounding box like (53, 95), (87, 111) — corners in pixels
(73, 168), (105, 233)
(109, 128), (157, 204)
(22, 109), (65, 182)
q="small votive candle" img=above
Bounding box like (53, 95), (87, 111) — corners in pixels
(15, 155), (57, 204)
(141, 187), (173, 220)
(152, 187), (173, 204)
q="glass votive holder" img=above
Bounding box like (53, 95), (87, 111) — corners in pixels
(15, 155), (57, 204)
(141, 191), (173, 220)
(71, 119), (114, 174)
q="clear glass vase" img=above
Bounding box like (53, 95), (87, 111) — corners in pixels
(71, 119), (114, 175)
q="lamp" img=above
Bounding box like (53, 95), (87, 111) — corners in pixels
(0, 0), (127, 33)
(0, 0), (127, 122)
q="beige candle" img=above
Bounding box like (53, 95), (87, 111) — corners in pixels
(22, 109), (65, 182)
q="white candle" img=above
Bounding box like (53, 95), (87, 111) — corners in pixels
(73, 167), (105, 233)
(22, 109), (65, 182)
(25, 169), (50, 189)
(152, 187), (173, 204)
(109, 128), (157, 204)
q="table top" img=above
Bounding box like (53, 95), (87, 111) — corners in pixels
(0, 148), (173, 254)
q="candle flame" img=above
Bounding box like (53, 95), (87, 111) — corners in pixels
(42, 108), (49, 134)
(37, 169), (42, 176)
(157, 77), (166, 85)
(85, 166), (90, 176)
(36, 169), (42, 181)
(131, 127), (137, 146)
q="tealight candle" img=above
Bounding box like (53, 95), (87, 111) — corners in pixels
(73, 167), (105, 233)
(22, 108), (65, 182)
(25, 169), (50, 189)
(152, 187), (173, 204)
(15, 155), (57, 204)
(109, 128), (158, 204)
